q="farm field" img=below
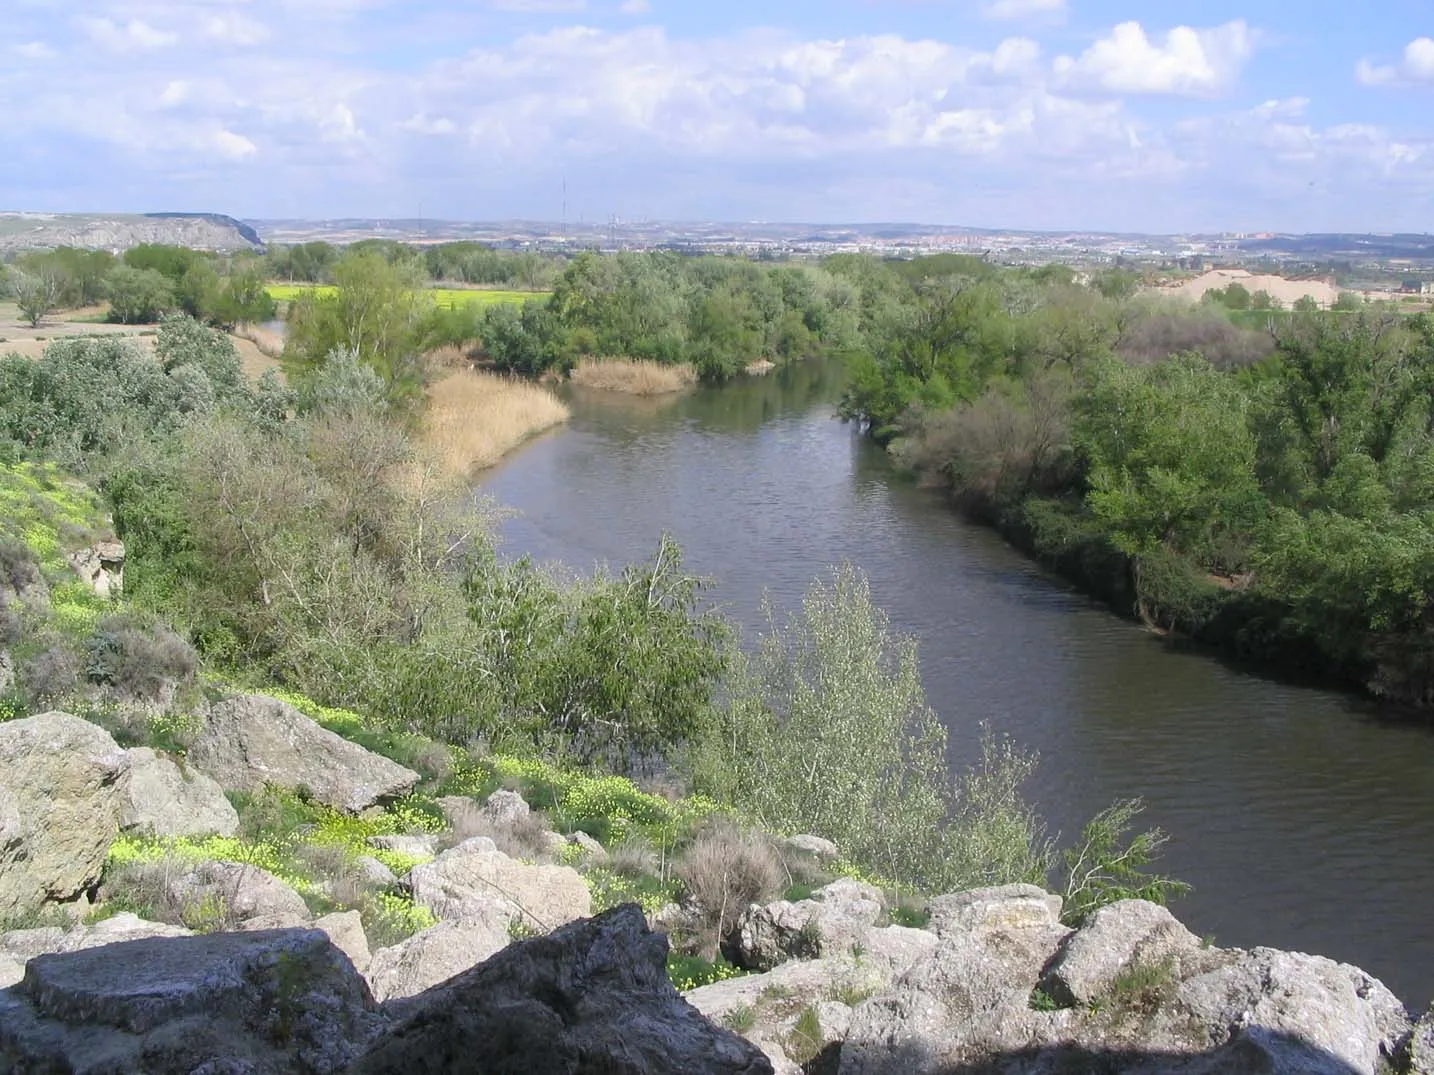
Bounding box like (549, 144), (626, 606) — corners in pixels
(266, 284), (544, 310)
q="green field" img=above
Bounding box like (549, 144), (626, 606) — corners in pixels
(266, 284), (544, 310)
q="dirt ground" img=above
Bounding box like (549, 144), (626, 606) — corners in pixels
(0, 301), (282, 378)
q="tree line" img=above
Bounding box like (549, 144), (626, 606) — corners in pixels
(831, 254), (1434, 706)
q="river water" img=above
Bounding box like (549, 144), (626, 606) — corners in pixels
(478, 360), (1434, 1008)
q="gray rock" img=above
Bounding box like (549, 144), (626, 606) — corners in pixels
(354, 905), (772, 1075)
(120, 747), (240, 838)
(2, 913), (191, 965)
(67, 539), (125, 598)
(569, 830), (607, 859)
(408, 839), (591, 931)
(1409, 1003), (1434, 1074)
(0, 712), (128, 919)
(481, 788), (531, 826)
(148, 861), (312, 930)
(314, 911), (371, 975)
(354, 855), (399, 888)
(0, 952), (22, 990)
(187, 694), (419, 814)
(924, 883), (1064, 938)
(366, 833), (440, 858)
(365, 915), (511, 1002)
(735, 878), (885, 970)
(0, 928), (382, 1074)
(781, 834), (840, 862)
(1045, 898), (1201, 1006)
(0, 649), (13, 693)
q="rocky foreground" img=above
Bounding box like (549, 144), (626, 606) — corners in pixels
(2, 701), (1433, 1073)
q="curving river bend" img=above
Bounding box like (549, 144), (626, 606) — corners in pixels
(479, 360), (1434, 1008)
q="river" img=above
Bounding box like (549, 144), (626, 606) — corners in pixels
(478, 359), (1434, 1008)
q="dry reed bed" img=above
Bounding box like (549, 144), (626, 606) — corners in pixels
(424, 369), (570, 474)
(569, 358), (697, 396)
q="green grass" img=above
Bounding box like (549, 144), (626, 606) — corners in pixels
(265, 284), (545, 310)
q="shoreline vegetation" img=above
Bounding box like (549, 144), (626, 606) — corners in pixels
(568, 356), (698, 396)
(423, 367), (570, 474)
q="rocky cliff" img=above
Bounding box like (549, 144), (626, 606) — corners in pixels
(0, 211), (262, 253)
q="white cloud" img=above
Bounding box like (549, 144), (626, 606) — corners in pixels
(159, 80), (191, 107)
(203, 12), (272, 46)
(1056, 20), (1253, 97)
(981, 0), (1065, 22)
(402, 113), (457, 135)
(77, 16), (178, 52)
(1357, 37), (1434, 85)
(620, 0), (651, 12)
(13, 41), (56, 60)
(208, 127), (258, 159)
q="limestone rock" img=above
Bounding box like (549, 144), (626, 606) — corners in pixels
(365, 915), (511, 1002)
(408, 838), (591, 931)
(735, 878), (885, 971)
(0, 649), (13, 693)
(145, 861), (312, 931)
(187, 694), (419, 814)
(0, 928), (382, 1074)
(569, 830), (607, 859)
(924, 883), (1064, 938)
(2, 913), (191, 965)
(480, 788), (531, 826)
(314, 911), (371, 975)
(0, 952), (22, 990)
(0, 711), (128, 919)
(781, 834), (839, 862)
(354, 855), (399, 888)
(119, 747), (240, 838)
(367, 833), (441, 858)
(1044, 898), (1201, 1006)
(354, 905), (772, 1075)
(1409, 1003), (1434, 1074)
(67, 539), (125, 598)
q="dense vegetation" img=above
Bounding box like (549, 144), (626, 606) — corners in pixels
(0, 301), (1181, 930)
(830, 255), (1434, 705)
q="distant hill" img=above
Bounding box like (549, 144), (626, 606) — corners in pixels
(0, 212), (263, 254)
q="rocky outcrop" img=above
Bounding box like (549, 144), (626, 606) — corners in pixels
(0, 907), (772, 1075)
(365, 915), (511, 1002)
(0, 914), (191, 989)
(407, 837), (591, 930)
(118, 747), (240, 838)
(355, 905), (772, 1075)
(187, 694), (419, 813)
(0, 211), (263, 254)
(66, 539), (125, 598)
(734, 878), (886, 970)
(690, 885), (1414, 1075)
(315, 910), (372, 976)
(0, 711), (128, 919)
(0, 928), (381, 1073)
(142, 860), (313, 931)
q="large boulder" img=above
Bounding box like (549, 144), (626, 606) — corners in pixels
(119, 747), (240, 838)
(0, 711), (128, 919)
(123, 860), (312, 932)
(0, 913), (192, 989)
(924, 883), (1064, 938)
(734, 878), (885, 970)
(407, 838), (591, 931)
(187, 694), (419, 813)
(314, 910), (372, 976)
(67, 539), (125, 598)
(354, 904), (772, 1075)
(0, 928), (382, 1074)
(1043, 898), (1201, 1007)
(365, 914), (512, 1002)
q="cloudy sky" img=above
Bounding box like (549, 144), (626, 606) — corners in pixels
(3, 0), (1432, 231)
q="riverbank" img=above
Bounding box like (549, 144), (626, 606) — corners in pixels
(422, 367), (570, 474)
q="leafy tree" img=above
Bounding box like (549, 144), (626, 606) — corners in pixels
(1056, 798), (1191, 926)
(1076, 354), (1266, 571)
(12, 270), (60, 327)
(106, 266), (176, 324)
(283, 251), (432, 413)
(696, 564), (1048, 891)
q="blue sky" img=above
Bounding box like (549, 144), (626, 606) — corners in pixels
(2, 0), (1432, 231)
